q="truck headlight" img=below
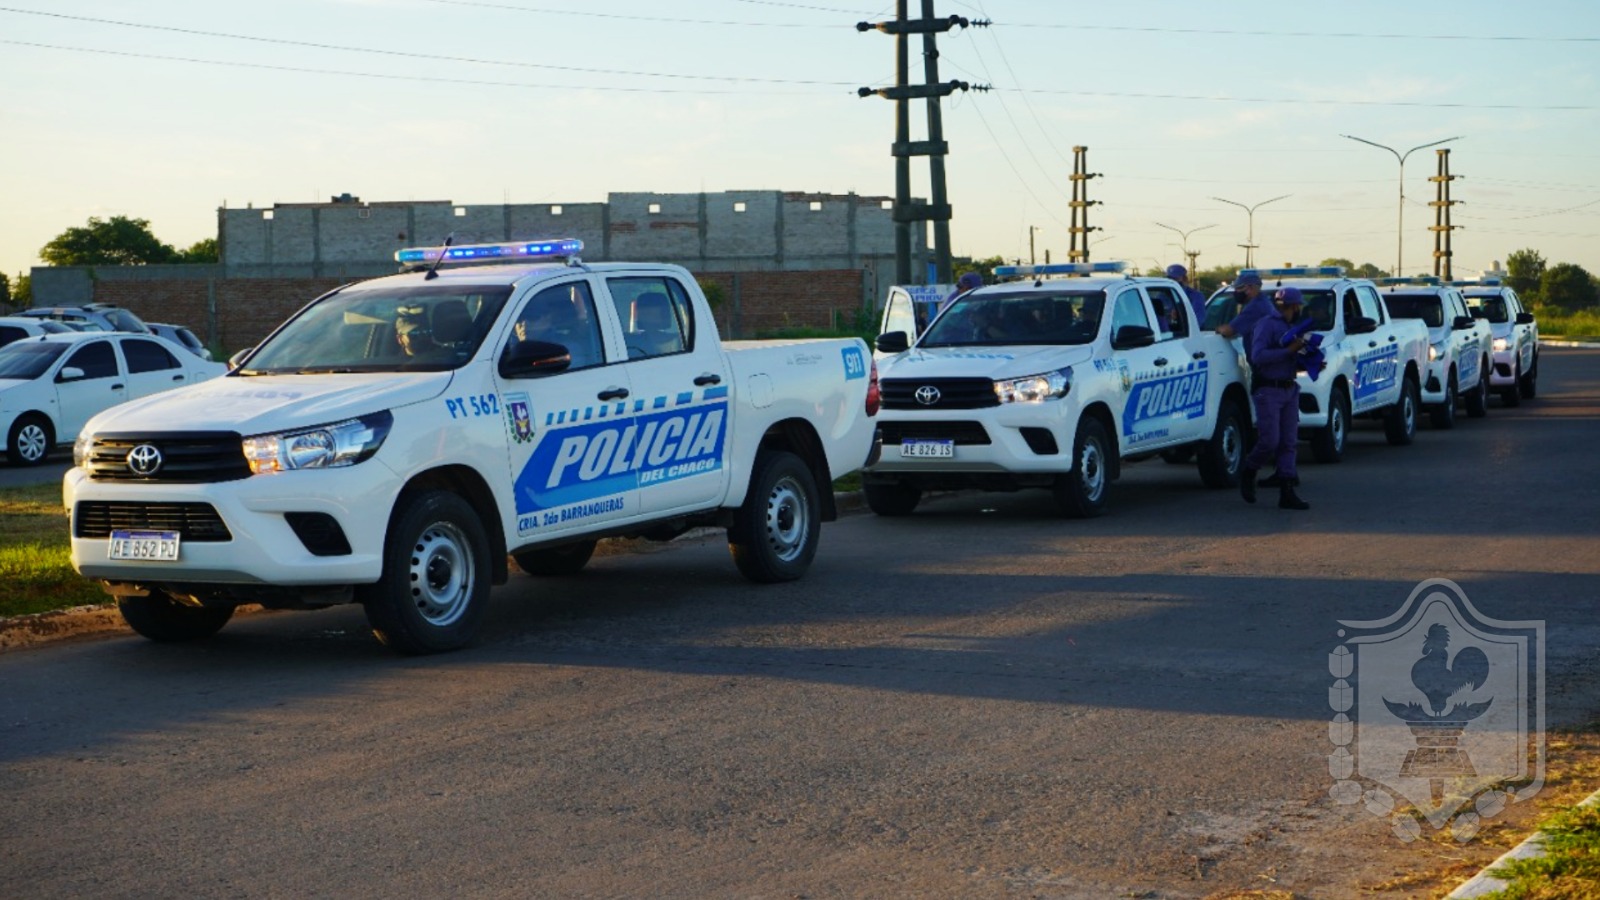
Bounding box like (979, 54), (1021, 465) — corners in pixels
(242, 411), (393, 474)
(73, 432), (91, 468)
(1428, 342), (1444, 362)
(1493, 337), (1509, 352)
(994, 369), (1071, 404)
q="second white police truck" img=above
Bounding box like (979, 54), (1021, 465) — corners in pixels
(1204, 266), (1429, 463)
(65, 239), (880, 654)
(864, 262), (1251, 518)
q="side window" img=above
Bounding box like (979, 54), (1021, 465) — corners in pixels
(607, 276), (692, 360)
(1355, 285), (1385, 323)
(0, 326), (25, 349)
(122, 338), (180, 374)
(106, 310), (144, 332)
(1144, 285), (1189, 339)
(1110, 288), (1152, 338)
(61, 341), (118, 380)
(508, 281), (604, 370)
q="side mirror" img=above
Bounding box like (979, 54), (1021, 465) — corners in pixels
(500, 340), (572, 378)
(1516, 311), (1535, 325)
(875, 331), (910, 354)
(1452, 316), (1476, 331)
(1346, 316), (1378, 336)
(55, 366), (86, 383)
(1112, 325), (1156, 350)
(227, 347), (254, 370)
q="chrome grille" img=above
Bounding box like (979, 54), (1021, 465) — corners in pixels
(881, 377), (998, 410)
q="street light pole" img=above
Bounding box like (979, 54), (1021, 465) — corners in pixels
(1029, 225), (1041, 265)
(1154, 221), (1215, 270)
(1341, 134), (1461, 277)
(1210, 195), (1289, 268)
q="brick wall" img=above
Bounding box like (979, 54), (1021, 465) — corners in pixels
(90, 269), (867, 354)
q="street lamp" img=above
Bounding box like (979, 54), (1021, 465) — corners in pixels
(1155, 221), (1215, 275)
(1211, 196), (1289, 268)
(1341, 133), (1462, 277)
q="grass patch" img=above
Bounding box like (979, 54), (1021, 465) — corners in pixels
(0, 483), (105, 618)
(1532, 305), (1600, 342)
(1481, 801), (1600, 899)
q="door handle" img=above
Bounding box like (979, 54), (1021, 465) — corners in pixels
(172, 374), (185, 381)
(1192, 352), (1206, 360)
(1388, 335), (1397, 342)
(597, 387), (629, 401)
(693, 373), (722, 386)
(1154, 357), (1168, 366)
(111, 384), (124, 390)
(1368, 341), (1378, 348)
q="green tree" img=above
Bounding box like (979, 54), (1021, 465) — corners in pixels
(1319, 257), (1355, 270)
(177, 237), (219, 263)
(955, 255), (1007, 284)
(1537, 263), (1598, 312)
(12, 273), (31, 306)
(1505, 248), (1546, 301)
(0, 271), (9, 308)
(40, 215), (178, 266)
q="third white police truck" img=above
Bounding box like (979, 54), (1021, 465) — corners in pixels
(1377, 276), (1494, 427)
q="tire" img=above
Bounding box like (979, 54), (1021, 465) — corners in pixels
(1160, 446), (1196, 464)
(360, 491), (491, 654)
(1384, 374), (1420, 446)
(1519, 353), (1538, 399)
(117, 592), (233, 642)
(513, 539), (597, 576)
(6, 414), (53, 466)
(1053, 416), (1111, 518)
(1309, 386), (1350, 464)
(1429, 371), (1457, 429)
(1501, 362), (1522, 407)
(728, 451), (820, 583)
(1197, 398), (1246, 488)
(1464, 358), (1489, 419)
(863, 480), (922, 517)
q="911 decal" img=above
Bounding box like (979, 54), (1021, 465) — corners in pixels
(842, 344), (867, 380)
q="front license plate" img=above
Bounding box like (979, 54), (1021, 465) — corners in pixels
(108, 530), (180, 561)
(901, 439), (954, 459)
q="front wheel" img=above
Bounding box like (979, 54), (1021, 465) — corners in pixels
(1309, 386), (1349, 464)
(1384, 375), (1419, 446)
(1053, 416), (1111, 518)
(1197, 398), (1245, 488)
(1464, 359), (1490, 419)
(118, 592), (234, 642)
(513, 540), (597, 577)
(1429, 372), (1457, 429)
(863, 480), (922, 517)
(729, 451), (820, 583)
(6, 414), (52, 466)
(1501, 362), (1523, 407)
(360, 491), (491, 654)
(1519, 353), (1538, 399)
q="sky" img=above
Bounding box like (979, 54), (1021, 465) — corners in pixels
(2, 0), (1597, 287)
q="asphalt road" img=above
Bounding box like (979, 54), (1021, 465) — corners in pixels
(3, 350), (1598, 899)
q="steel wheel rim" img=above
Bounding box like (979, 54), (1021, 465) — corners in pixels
(1079, 437), (1105, 502)
(1404, 387), (1416, 431)
(16, 424), (46, 462)
(409, 521), (474, 626)
(764, 475), (809, 562)
(1332, 401), (1347, 452)
(1222, 420), (1243, 473)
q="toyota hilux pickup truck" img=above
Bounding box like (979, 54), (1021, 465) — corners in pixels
(65, 239), (879, 654)
(862, 262), (1251, 518)
(1455, 276), (1540, 406)
(1203, 266), (1429, 463)
(1377, 277), (1494, 427)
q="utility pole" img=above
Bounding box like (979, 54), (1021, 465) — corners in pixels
(1212, 195), (1289, 268)
(1028, 225), (1041, 265)
(858, 3), (988, 285)
(1068, 146), (1101, 262)
(1154, 221), (1214, 273)
(1429, 148), (1463, 280)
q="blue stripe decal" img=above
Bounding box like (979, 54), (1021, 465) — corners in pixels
(556, 410), (567, 424)
(703, 386), (729, 400)
(676, 391), (694, 406)
(652, 396), (667, 410)
(634, 400), (645, 413)
(615, 402), (627, 416)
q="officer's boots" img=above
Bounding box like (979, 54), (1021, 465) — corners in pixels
(1240, 467), (1258, 504)
(1279, 479), (1310, 511)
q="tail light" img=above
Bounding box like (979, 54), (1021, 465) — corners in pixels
(865, 359), (880, 416)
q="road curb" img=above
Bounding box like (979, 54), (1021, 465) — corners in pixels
(1445, 786), (1600, 898)
(1543, 339), (1600, 348)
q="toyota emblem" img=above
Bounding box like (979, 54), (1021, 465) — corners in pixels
(127, 444), (163, 476)
(914, 385), (941, 406)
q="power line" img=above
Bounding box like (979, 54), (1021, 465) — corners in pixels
(1008, 86), (1594, 112)
(981, 22), (1599, 42)
(416, 0), (831, 27)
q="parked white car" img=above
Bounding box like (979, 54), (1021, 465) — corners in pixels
(0, 316), (74, 350)
(0, 332), (226, 465)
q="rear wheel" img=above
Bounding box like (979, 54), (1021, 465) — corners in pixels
(6, 414), (52, 466)
(1309, 386), (1349, 464)
(360, 491), (491, 654)
(729, 451), (820, 583)
(1053, 416), (1111, 518)
(1197, 398), (1245, 488)
(1519, 353), (1538, 398)
(1464, 358), (1490, 419)
(513, 539), (597, 576)
(1384, 374), (1419, 446)
(118, 592), (234, 642)
(863, 480), (922, 517)
(1429, 371), (1457, 429)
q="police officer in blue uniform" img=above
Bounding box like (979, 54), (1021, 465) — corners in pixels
(1240, 286), (1311, 510)
(1166, 264), (1208, 325)
(1215, 271), (1271, 347)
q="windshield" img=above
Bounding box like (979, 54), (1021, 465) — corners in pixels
(1207, 288), (1338, 332)
(239, 284), (513, 374)
(920, 289), (1105, 347)
(1465, 293), (1509, 324)
(0, 342), (68, 380)
(1383, 293), (1445, 328)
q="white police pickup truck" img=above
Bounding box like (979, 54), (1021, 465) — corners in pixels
(1378, 277), (1494, 427)
(64, 239), (879, 654)
(1455, 276), (1540, 406)
(1204, 267), (1429, 463)
(862, 262), (1251, 517)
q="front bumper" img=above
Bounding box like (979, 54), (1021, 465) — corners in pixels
(1421, 360), (1450, 405)
(1489, 348), (1518, 387)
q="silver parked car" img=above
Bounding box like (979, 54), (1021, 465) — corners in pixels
(148, 322), (213, 360)
(17, 303), (152, 334)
